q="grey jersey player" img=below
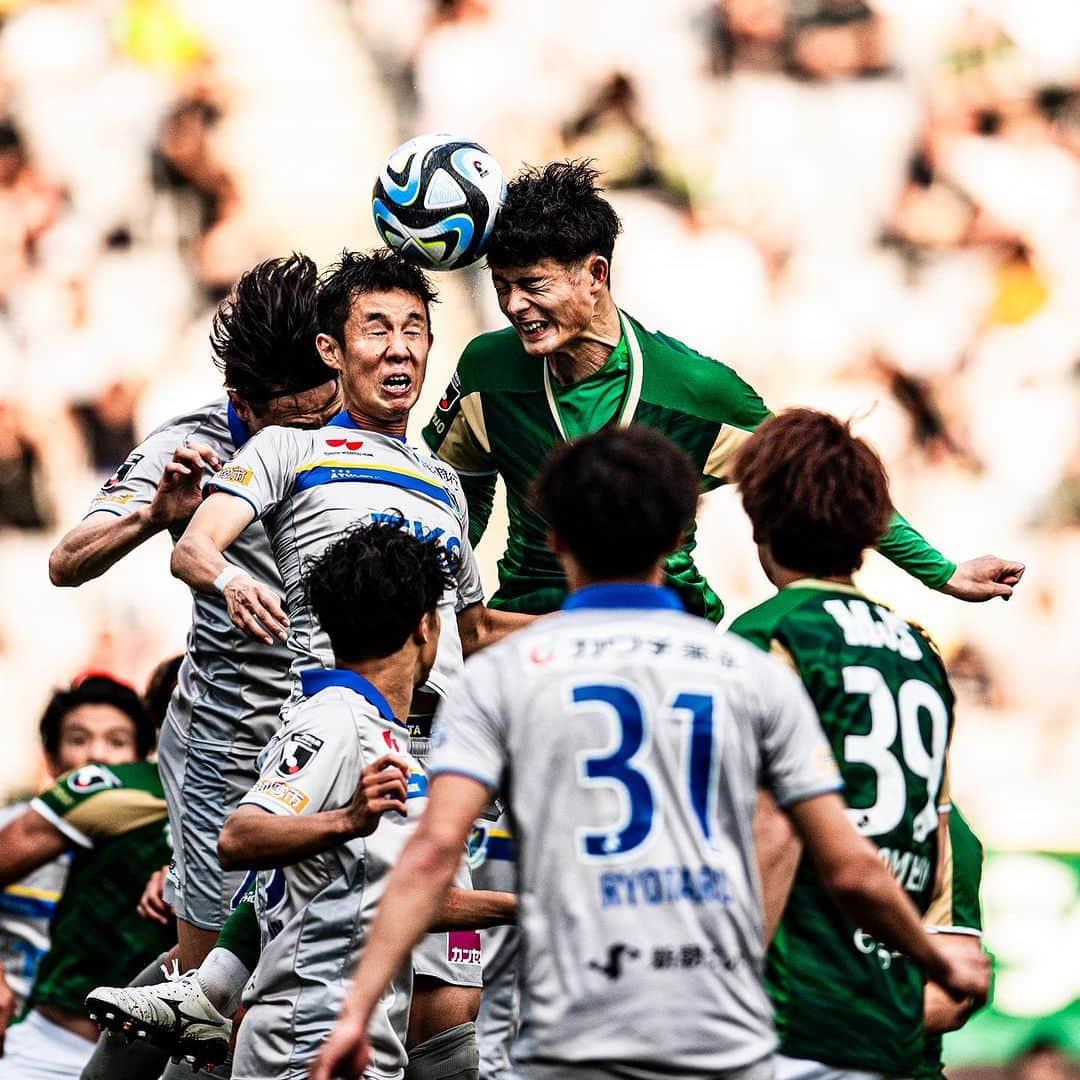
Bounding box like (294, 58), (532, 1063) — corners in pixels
(49, 254), (342, 977)
(313, 426), (991, 1080)
(218, 522), (514, 1080)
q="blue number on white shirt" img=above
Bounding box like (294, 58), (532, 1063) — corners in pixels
(573, 683), (719, 860)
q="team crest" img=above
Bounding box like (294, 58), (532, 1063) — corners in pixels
(436, 373), (460, 414)
(276, 732), (324, 777)
(66, 764), (121, 795)
(103, 453), (143, 490)
(467, 823), (490, 870)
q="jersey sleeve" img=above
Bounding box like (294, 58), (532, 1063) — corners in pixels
(240, 704), (360, 816)
(877, 509), (956, 590)
(204, 426), (298, 521)
(423, 368), (498, 543)
(84, 424), (198, 519)
(453, 536), (485, 612)
(925, 809), (984, 935)
(31, 764), (166, 848)
(689, 358), (771, 488)
(427, 649), (507, 791)
(751, 650), (844, 808)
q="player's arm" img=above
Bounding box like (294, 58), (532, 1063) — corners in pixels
(455, 602), (536, 656)
(431, 887), (516, 931)
(309, 772), (491, 1080)
(0, 956), (17, 1054)
(753, 789), (803, 945)
(49, 442), (221, 586)
(786, 793), (988, 1001)
(218, 754), (411, 869)
(172, 491), (288, 645)
(924, 934), (986, 1034)
(0, 806), (72, 886)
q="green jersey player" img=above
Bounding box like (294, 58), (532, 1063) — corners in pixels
(729, 408), (963, 1078)
(0, 676), (167, 1080)
(424, 161), (1024, 620)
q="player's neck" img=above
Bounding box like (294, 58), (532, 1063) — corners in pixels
(566, 558), (667, 593)
(770, 564), (854, 591)
(546, 293), (621, 386)
(337, 655), (417, 726)
(343, 405), (408, 439)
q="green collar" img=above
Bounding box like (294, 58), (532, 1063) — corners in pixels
(542, 309), (644, 441)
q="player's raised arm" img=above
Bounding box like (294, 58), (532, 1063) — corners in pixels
(172, 490), (288, 645)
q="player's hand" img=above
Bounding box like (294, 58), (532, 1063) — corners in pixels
(936, 943), (991, 1007)
(940, 555), (1025, 603)
(222, 573), (290, 644)
(0, 964), (17, 1056)
(148, 443), (221, 528)
(346, 754), (410, 837)
(308, 1010), (372, 1079)
(136, 865), (173, 924)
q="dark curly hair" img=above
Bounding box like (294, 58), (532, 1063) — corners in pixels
(39, 674), (156, 762)
(486, 160), (623, 270)
(211, 253), (335, 405)
(317, 249), (438, 347)
(734, 409), (893, 578)
(531, 425), (699, 580)
(303, 517), (456, 663)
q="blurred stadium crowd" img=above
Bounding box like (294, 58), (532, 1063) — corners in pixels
(0, 0), (1076, 874)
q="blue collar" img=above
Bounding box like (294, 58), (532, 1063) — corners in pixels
(328, 410), (407, 443)
(561, 583), (685, 612)
(299, 668), (402, 728)
(226, 402), (251, 450)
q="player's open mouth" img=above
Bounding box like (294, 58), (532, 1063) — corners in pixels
(382, 373), (413, 397)
(518, 319), (548, 340)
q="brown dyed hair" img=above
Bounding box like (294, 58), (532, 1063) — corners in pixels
(734, 409), (892, 578)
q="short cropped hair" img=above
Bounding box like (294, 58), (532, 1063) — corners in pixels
(734, 409), (893, 578)
(531, 426), (699, 580)
(486, 160), (622, 270)
(39, 674), (156, 761)
(317, 249), (438, 347)
(303, 518), (455, 664)
(211, 254), (334, 405)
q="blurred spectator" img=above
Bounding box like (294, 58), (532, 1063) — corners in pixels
(0, 401), (51, 531)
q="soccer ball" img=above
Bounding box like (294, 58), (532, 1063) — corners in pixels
(372, 133), (506, 272)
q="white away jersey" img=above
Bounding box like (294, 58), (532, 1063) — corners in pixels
(235, 668), (428, 1080)
(205, 411), (483, 698)
(429, 584), (842, 1074)
(85, 397), (291, 750)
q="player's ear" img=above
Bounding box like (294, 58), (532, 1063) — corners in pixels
(588, 254), (609, 293)
(227, 389), (255, 427)
(315, 332), (344, 372)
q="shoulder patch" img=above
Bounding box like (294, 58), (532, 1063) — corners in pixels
(276, 732), (324, 778)
(103, 453), (143, 489)
(216, 464), (253, 486)
(66, 764), (122, 795)
(436, 372), (461, 415)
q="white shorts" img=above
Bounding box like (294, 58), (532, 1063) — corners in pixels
(775, 1055), (889, 1080)
(0, 1010), (95, 1079)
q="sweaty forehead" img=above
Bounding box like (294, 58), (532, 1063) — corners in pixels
(490, 257), (575, 283)
(347, 288), (428, 325)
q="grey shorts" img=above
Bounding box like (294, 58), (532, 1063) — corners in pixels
(513, 1057), (775, 1080)
(158, 715), (264, 932)
(774, 1056), (889, 1080)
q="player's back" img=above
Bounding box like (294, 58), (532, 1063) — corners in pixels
(434, 584), (840, 1075)
(730, 581), (956, 1073)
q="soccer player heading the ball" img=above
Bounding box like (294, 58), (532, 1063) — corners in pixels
(311, 425), (989, 1080)
(424, 160), (1024, 619)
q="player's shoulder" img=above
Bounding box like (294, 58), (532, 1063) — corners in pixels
(141, 397), (230, 450)
(34, 762), (166, 842)
(457, 327), (539, 393)
(629, 314), (768, 426)
(729, 587), (824, 652)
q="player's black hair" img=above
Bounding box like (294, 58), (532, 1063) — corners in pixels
(531, 426), (699, 580)
(39, 674), (156, 762)
(485, 160), (623, 270)
(734, 408), (893, 578)
(144, 655), (183, 731)
(210, 253), (335, 406)
(317, 249), (438, 347)
(303, 518), (455, 664)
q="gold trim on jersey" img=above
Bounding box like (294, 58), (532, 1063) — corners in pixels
(439, 398), (495, 473)
(65, 789), (167, 841)
(703, 423), (756, 482)
(294, 459), (450, 493)
(460, 393), (492, 457)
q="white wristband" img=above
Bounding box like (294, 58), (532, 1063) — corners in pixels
(213, 565), (245, 593)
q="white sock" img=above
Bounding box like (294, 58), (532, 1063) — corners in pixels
(195, 947), (251, 1016)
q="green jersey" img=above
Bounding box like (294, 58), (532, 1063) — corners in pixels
(916, 808), (985, 1080)
(423, 311), (956, 621)
(28, 761), (173, 1013)
(730, 580), (956, 1074)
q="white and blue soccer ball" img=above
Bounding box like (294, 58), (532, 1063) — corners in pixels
(372, 133), (506, 272)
